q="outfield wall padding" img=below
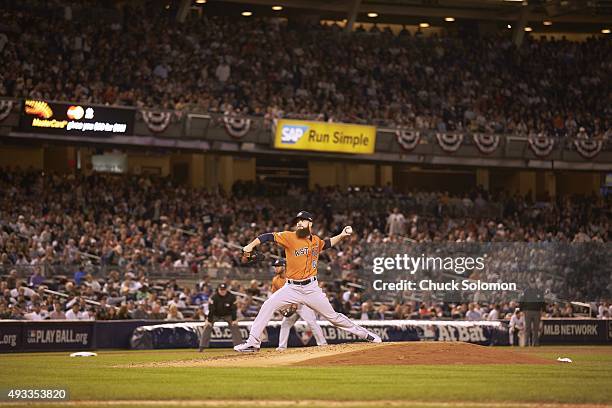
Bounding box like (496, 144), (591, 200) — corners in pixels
(1, 319), (610, 352)
(129, 320), (510, 349)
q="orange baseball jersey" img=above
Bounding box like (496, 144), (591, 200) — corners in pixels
(272, 231), (327, 280)
(271, 274), (286, 293)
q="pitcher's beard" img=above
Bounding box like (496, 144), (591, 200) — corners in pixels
(296, 227), (310, 238)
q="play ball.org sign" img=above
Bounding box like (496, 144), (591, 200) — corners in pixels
(0, 334), (17, 348)
(0, 323), (22, 351)
(23, 323), (94, 350)
(27, 329), (89, 346)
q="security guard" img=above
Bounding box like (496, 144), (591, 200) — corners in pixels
(520, 282), (545, 347)
(199, 283), (242, 351)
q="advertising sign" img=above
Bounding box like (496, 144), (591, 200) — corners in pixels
(273, 119), (376, 154)
(19, 100), (135, 136)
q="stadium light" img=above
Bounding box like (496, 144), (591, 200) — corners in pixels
(419, 22), (430, 28)
(602, 29), (611, 34)
(507, 24), (512, 29)
(367, 12), (378, 18)
(195, 0), (206, 4)
(445, 17), (455, 22)
(241, 11), (253, 17)
(272, 6), (283, 11)
(524, 26), (533, 32)
(543, 21), (552, 26)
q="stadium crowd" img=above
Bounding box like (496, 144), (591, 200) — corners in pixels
(0, 0), (610, 137)
(0, 169), (610, 321)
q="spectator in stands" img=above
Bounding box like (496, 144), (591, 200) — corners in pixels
(1, 1), (609, 137)
(130, 302), (149, 319)
(49, 301), (66, 320)
(28, 270), (45, 288)
(120, 273), (141, 297)
(24, 304), (46, 320)
(246, 280), (261, 297)
(10, 281), (35, 299)
(465, 303), (482, 321)
(373, 303), (389, 320)
(149, 303), (165, 320)
(598, 302), (611, 319)
(0, 303), (10, 319)
(66, 303), (87, 320)
(395, 302), (413, 319)
(83, 274), (101, 292)
(360, 300), (374, 320)
(192, 308), (206, 321)
(418, 304), (432, 320)
(0, 169), (609, 322)
(562, 303), (574, 318)
(165, 304), (184, 321)
(487, 304), (500, 320)
(74, 267), (86, 286)
(386, 208), (406, 236)
(116, 305), (131, 320)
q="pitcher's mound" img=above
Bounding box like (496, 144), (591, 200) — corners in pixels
(295, 342), (551, 366)
(128, 342), (551, 368)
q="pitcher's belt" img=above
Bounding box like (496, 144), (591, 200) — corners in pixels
(287, 276), (317, 285)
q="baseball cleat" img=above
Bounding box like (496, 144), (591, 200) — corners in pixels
(366, 333), (382, 343)
(275, 347), (287, 352)
(234, 343), (260, 353)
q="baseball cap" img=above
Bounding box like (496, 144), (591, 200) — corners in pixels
(218, 283), (228, 290)
(273, 258), (286, 267)
(293, 210), (314, 223)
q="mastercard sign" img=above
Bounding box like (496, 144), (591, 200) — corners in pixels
(67, 105), (85, 120)
(19, 100), (135, 136)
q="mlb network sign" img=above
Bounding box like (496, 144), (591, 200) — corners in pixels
(274, 119), (376, 154)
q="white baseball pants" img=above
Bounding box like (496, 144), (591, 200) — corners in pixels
(246, 279), (373, 347)
(278, 304), (327, 349)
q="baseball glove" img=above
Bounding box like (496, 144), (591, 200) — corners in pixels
(241, 250), (262, 265)
(280, 304), (298, 318)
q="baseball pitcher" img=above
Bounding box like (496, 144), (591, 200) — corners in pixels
(271, 258), (327, 351)
(235, 210), (381, 352)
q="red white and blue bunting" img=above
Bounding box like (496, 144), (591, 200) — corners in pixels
(395, 128), (421, 151)
(0, 100), (14, 122)
(141, 110), (172, 133)
(223, 115), (251, 139)
(528, 132), (555, 157)
(436, 132), (463, 153)
(473, 133), (500, 155)
(574, 129), (604, 159)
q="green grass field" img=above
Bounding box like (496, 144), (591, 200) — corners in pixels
(1, 346), (611, 408)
